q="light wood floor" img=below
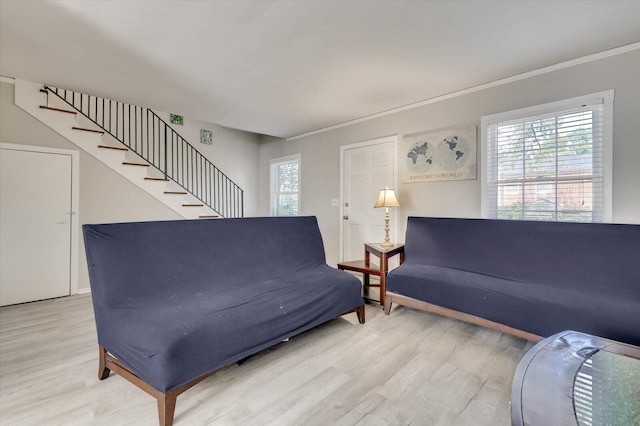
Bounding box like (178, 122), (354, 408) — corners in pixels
(0, 294), (531, 425)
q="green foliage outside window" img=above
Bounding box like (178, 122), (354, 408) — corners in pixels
(272, 158), (299, 216)
(495, 109), (596, 222)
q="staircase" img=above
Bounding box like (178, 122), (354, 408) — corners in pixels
(14, 79), (243, 219)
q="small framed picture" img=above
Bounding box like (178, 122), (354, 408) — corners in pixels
(200, 129), (213, 145)
(170, 114), (183, 125)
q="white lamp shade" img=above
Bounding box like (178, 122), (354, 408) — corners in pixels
(374, 188), (400, 208)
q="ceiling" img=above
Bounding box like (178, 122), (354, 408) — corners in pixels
(1, 1), (639, 139)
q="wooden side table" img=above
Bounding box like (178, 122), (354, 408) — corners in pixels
(337, 243), (404, 307)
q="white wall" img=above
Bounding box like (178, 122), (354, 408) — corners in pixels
(259, 49), (640, 267)
(153, 111), (260, 217)
(0, 81), (260, 292)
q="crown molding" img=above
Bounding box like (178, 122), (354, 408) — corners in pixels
(287, 42), (640, 141)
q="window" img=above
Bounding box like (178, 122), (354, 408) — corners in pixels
(481, 91), (613, 223)
(270, 154), (300, 216)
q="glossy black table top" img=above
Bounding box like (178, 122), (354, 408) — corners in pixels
(511, 330), (640, 426)
(574, 349), (640, 425)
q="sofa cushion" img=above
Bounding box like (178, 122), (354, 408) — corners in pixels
(84, 216), (329, 308)
(401, 217), (640, 297)
(96, 264), (362, 392)
(387, 264), (640, 345)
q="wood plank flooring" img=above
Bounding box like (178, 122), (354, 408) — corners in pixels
(0, 294), (531, 425)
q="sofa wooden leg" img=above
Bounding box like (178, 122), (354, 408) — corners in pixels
(98, 345), (111, 380)
(158, 390), (178, 426)
(384, 298), (392, 315)
(356, 305), (365, 324)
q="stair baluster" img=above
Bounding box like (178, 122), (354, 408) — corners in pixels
(44, 86), (243, 218)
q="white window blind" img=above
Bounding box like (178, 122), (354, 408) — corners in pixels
(270, 155), (300, 216)
(481, 91), (613, 223)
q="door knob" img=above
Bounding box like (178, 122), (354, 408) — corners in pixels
(343, 215), (349, 220)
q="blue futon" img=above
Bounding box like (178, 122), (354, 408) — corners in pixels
(385, 217), (640, 346)
(84, 216), (364, 426)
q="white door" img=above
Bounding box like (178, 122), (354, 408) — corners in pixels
(0, 147), (72, 306)
(342, 137), (396, 261)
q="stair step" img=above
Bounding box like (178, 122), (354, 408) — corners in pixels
(39, 105), (76, 115)
(122, 162), (150, 167)
(98, 145), (128, 151)
(15, 81), (241, 221)
(72, 126), (105, 135)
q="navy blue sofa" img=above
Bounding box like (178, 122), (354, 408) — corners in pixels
(83, 216), (364, 426)
(385, 217), (640, 346)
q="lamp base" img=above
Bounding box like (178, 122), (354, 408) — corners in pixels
(380, 208), (394, 247)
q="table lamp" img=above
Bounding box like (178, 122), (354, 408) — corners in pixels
(374, 188), (400, 247)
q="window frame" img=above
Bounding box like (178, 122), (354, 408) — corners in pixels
(270, 154), (301, 217)
(480, 90), (614, 223)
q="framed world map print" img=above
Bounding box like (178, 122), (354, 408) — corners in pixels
(401, 124), (477, 183)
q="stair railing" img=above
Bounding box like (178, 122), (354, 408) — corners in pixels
(44, 86), (243, 218)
